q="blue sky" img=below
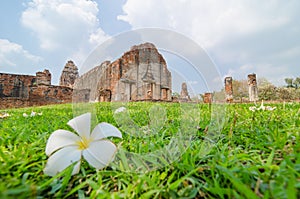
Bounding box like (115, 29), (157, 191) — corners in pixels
(1, 0), (300, 94)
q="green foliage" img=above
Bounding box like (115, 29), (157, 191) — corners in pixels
(285, 78), (294, 88)
(284, 77), (300, 89)
(0, 102), (299, 198)
(232, 79), (249, 100)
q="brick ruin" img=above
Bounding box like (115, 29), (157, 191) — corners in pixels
(179, 82), (191, 102)
(203, 92), (213, 103)
(0, 68), (73, 109)
(224, 77), (233, 102)
(0, 43), (173, 109)
(248, 73), (258, 102)
(60, 60), (79, 88)
(75, 42), (172, 102)
(3, 43), (256, 108)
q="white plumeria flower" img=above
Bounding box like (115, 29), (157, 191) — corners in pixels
(44, 113), (122, 176)
(258, 100), (266, 111)
(265, 106), (276, 111)
(249, 106), (258, 112)
(23, 111), (42, 117)
(0, 113), (10, 119)
(30, 111), (36, 117)
(249, 100), (276, 112)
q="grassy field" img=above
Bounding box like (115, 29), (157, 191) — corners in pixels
(0, 102), (299, 198)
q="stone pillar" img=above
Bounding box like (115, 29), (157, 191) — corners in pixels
(248, 73), (258, 102)
(180, 82), (191, 101)
(224, 77), (233, 102)
(203, 92), (213, 104)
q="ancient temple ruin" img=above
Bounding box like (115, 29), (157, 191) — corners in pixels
(203, 92), (213, 103)
(224, 77), (233, 102)
(60, 60), (79, 88)
(75, 43), (172, 102)
(0, 69), (73, 109)
(179, 82), (191, 102)
(248, 73), (258, 102)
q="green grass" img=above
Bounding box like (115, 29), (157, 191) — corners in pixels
(0, 102), (299, 198)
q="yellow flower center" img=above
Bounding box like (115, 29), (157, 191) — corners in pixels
(77, 136), (91, 150)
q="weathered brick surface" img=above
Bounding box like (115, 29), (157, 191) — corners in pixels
(0, 73), (36, 98)
(203, 92), (213, 103)
(76, 43), (172, 102)
(0, 98), (30, 109)
(74, 61), (110, 102)
(36, 70), (51, 86)
(29, 85), (72, 106)
(0, 70), (72, 109)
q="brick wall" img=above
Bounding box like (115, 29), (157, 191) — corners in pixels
(0, 71), (73, 110)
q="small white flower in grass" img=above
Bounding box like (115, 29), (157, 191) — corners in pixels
(114, 106), (126, 114)
(23, 111), (42, 117)
(249, 106), (258, 112)
(249, 100), (276, 112)
(265, 106), (276, 111)
(30, 111), (36, 117)
(0, 113), (10, 119)
(44, 113), (122, 176)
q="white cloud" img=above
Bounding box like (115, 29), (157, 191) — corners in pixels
(89, 28), (110, 45)
(21, 0), (109, 52)
(119, 0), (292, 48)
(0, 39), (42, 73)
(119, 0), (300, 86)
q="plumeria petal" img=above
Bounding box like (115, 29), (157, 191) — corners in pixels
(82, 140), (117, 169)
(249, 106), (257, 112)
(67, 113), (91, 139)
(0, 113), (10, 118)
(266, 106), (276, 111)
(114, 107), (126, 114)
(91, 122), (122, 140)
(44, 146), (81, 176)
(30, 111), (36, 117)
(45, 130), (80, 156)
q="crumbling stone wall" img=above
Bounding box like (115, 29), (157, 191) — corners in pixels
(74, 61), (110, 102)
(36, 70), (51, 86)
(0, 69), (73, 109)
(0, 73), (36, 98)
(29, 85), (72, 106)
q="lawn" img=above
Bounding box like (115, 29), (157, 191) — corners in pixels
(0, 102), (299, 198)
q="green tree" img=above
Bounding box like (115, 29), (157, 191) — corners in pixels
(293, 77), (300, 89)
(285, 78), (294, 88)
(232, 79), (248, 100)
(258, 78), (277, 100)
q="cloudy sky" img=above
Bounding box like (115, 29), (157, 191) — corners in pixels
(0, 0), (299, 94)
